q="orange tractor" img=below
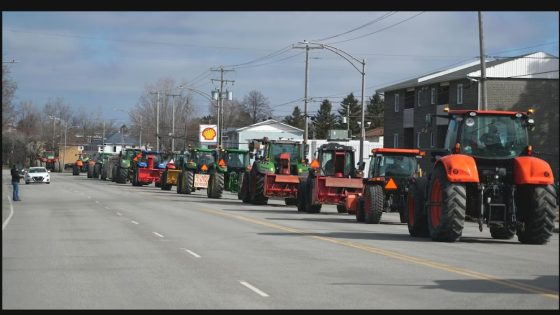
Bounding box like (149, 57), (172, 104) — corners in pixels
(407, 108), (557, 244)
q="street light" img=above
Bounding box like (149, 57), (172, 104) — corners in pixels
(293, 41), (366, 164)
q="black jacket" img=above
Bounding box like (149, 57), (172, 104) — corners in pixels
(11, 168), (21, 183)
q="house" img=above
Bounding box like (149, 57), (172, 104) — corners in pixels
(223, 119), (304, 150)
(377, 51), (559, 178)
(82, 131), (140, 154)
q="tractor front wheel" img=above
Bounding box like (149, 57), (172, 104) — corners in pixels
(516, 184), (556, 244)
(239, 172), (251, 203)
(364, 185), (384, 224)
(72, 164), (79, 176)
(407, 177), (429, 237)
(336, 205), (348, 213)
(427, 165), (466, 242)
(297, 179), (307, 212)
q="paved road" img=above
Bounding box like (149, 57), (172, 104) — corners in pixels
(2, 170), (559, 309)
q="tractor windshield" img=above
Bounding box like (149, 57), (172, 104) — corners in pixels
(194, 151), (215, 165)
(226, 152), (249, 168)
(369, 154), (417, 178)
(320, 150), (354, 177)
(457, 115), (529, 159)
(271, 143), (301, 164)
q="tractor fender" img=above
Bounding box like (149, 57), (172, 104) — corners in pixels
(435, 154), (479, 183)
(513, 156), (554, 185)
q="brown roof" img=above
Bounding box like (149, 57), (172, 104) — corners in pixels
(365, 127), (383, 137)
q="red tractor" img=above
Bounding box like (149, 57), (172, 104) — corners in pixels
(131, 150), (166, 186)
(359, 148), (424, 224)
(298, 142), (364, 214)
(407, 108), (557, 244)
(39, 150), (60, 172)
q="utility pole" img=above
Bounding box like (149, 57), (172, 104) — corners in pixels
(149, 90), (160, 151)
(211, 66), (234, 148)
(167, 94), (180, 152)
(359, 59), (366, 166)
(293, 40), (322, 160)
(478, 11), (487, 110)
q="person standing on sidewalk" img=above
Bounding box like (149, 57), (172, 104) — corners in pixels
(10, 165), (22, 201)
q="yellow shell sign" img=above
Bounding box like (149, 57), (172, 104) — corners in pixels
(199, 124), (217, 143)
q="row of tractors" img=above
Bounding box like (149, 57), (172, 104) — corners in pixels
(76, 108), (557, 245)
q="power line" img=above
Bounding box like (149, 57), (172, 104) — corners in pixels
(312, 11), (397, 42)
(328, 12), (426, 45)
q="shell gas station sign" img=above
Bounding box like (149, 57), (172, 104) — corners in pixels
(199, 124), (218, 144)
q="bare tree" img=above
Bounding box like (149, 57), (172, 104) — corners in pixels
(2, 65), (17, 132)
(242, 90), (272, 124)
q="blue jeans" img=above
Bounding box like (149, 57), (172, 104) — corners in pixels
(12, 181), (20, 201)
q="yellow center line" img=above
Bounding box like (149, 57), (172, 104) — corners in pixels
(197, 203), (558, 300)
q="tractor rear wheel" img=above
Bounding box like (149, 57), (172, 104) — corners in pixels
(297, 179), (307, 212)
(72, 164), (79, 176)
(285, 198), (297, 206)
(94, 164), (101, 179)
(516, 184), (556, 244)
(161, 172), (171, 191)
(356, 198), (365, 222)
(407, 177), (429, 237)
(208, 173), (224, 199)
(176, 172), (184, 194)
(54, 161), (60, 172)
(116, 167), (125, 184)
(240, 172), (251, 203)
(184, 171), (194, 194)
(427, 165), (466, 242)
(252, 173), (268, 205)
(336, 205), (348, 213)
(306, 178), (322, 213)
(364, 185), (384, 224)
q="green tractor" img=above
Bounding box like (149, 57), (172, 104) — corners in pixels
(223, 148), (251, 193)
(176, 147), (218, 195)
(114, 148), (142, 184)
(92, 152), (116, 179)
(204, 148), (250, 199)
(238, 138), (309, 205)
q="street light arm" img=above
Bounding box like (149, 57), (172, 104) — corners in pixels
(177, 85), (214, 102)
(311, 42), (364, 75)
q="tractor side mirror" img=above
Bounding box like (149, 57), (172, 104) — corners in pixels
(357, 161), (366, 171)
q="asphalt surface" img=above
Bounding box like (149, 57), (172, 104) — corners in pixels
(2, 169), (559, 309)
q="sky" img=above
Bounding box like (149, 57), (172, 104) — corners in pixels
(2, 11), (559, 123)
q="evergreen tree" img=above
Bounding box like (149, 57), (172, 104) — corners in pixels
(313, 99), (337, 139)
(366, 92), (384, 129)
(282, 106), (305, 129)
(336, 93), (361, 137)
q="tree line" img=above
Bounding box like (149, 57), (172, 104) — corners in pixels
(3, 63), (383, 168)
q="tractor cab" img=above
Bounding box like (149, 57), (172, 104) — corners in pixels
(442, 109), (533, 160)
(315, 143), (357, 178)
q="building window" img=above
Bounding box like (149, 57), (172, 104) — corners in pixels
(394, 94), (399, 112)
(417, 90), (422, 107)
(457, 83), (463, 105)
(416, 132), (421, 148)
(405, 90), (415, 109)
(393, 133), (399, 148)
(431, 87), (436, 105)
(438, 85), (449, 105)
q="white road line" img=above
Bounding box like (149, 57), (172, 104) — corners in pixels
(116, 212), (122, 216)
(131, 220), (139, 225)
(104, 206), (110, 209)
(2, 196), (14, 231)
(87, 196), (91, 199)
(153, 232), (164, 238)
(240, 281), (269, 297)
(181, 248), (201, 258)
(95, 200), (99, 204)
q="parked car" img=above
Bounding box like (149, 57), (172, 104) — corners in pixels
(24, 167), (51, 184)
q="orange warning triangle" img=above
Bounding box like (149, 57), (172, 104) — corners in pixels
(385, 178), (398, 190)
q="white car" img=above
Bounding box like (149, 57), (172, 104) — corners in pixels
(25, 167), (51, 184)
